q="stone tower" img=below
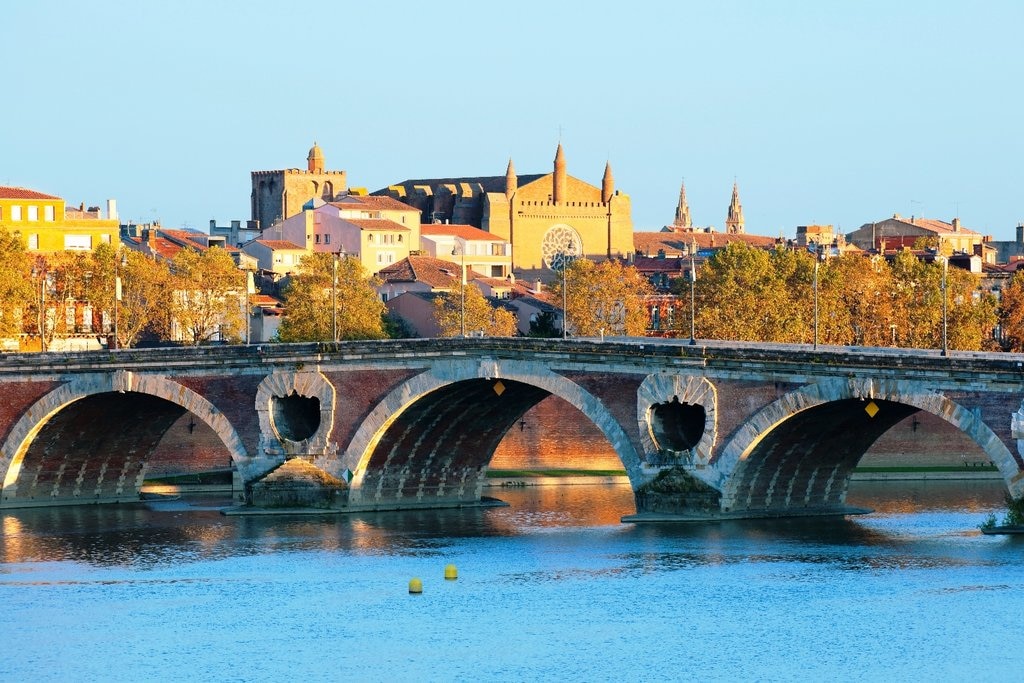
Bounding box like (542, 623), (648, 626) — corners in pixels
(601, 161), (614, 203)
(673, 180), (692, 229)
(553, 143), (566, 203)
(725, 182), (745, 234)
(307, 142), (325, 173)
(505, 158), (517, 199)
(251, 143), (347, 230)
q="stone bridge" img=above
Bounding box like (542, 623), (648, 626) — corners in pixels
(1, 338), (1023, 519)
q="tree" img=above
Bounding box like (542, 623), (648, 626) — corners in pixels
(169, 247), (245, 345)
(434, 283), (517, 337)
(998, 270), (1024, 351)
(548, 259), (653, 337)
(527, 311), (560, 338)
(0, 229), (33, 344)
(276, 252), (387, 342)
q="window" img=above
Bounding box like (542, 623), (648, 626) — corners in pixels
(101, 234), (111, 243)
(44, 205), (54, 221)
(64, 234), (91, 250)
(377, 252), (395, 265)
(367, 233), (374, 243)
(324, 234), (330, 245)
(28, 234), (39, 250)
(11, 206), (21, 221)
(315, 234), (321, 244)
(27, 206), (38, 221)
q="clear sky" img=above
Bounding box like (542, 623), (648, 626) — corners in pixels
(4, 1), (1023, 239)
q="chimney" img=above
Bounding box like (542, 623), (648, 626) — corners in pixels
(533, 279), (543, 294)
(210, 219), (217, 230)
(106, 199), (118, 221)
(952, 217), (961, 232)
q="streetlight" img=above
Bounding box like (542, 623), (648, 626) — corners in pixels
(559, 240), (578, 339)
(451, 245), (466, 337)
(112, 253), (124, 350)
(813, 244), (822, 350)
(940, 255), (949, 356)
(32, 263), (47, 353)
(332, 253), (338, 343)
(688, 250), (697, 345)
(243, 267), (254, 345)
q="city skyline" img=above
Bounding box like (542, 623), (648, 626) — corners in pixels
(4, 1), (1023, 238)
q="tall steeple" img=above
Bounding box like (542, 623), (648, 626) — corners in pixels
(505, 158), (517, 199)
(552, 143), (566, 203)
(307, 141), (324, 174)
(601, 161), (614, 203)
(725, 181), (744, 234)
(673, 180), (691, 229)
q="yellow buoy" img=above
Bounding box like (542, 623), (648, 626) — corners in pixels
(444, 564), (458, 581)
(408, 577), (423, 594)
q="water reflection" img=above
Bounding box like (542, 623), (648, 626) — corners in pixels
(0, 480), (1014, 571)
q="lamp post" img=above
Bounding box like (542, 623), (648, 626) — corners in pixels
(451, 245), (466, 337)
(813, 244), (821, 350)
(112, 254), (124, 350)
(688, 251), (697, 345)
(940, 255), (949, 356)
(560, 241), (578, 340)
(244, 267), (253, 346)
(332, 253), (338, 343)
(34, 265), (47, 353)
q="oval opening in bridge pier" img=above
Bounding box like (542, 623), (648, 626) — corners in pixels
(650, 397), (706, 452)
(271, 392), (321, 442)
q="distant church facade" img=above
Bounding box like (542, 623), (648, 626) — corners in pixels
(374, 144), (633, 279)
(251, 143), (348, 230)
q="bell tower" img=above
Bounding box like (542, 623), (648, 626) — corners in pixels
(725, 182), (745, 234)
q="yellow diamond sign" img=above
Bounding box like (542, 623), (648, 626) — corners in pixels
(493, 380), (505, 396)
(864, 400), (879, 418)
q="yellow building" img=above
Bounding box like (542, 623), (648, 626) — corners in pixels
(0, 187), (119, 252)
(376, 144), (633, 281)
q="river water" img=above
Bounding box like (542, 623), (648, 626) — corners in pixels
(1, 480), (1022, 682)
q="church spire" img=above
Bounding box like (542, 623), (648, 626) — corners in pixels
(505, 158), (517, 198)
(673, 180), (691, 229)
(553, 143), (566, 203)
(725, 181), (744, 234)
(601, 161), (614, 203)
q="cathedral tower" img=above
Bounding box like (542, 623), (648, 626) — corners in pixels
(307, 142), (325, 174)
(553, 143), (566, 203)
(725, 182), (745, 234)
(505, 158), (517, 199)
(601, 161), (614, 203)
(673, 180), (691, 229)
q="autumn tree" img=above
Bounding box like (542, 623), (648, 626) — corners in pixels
(276, 252), (387, 342)
(0, 228), (34, 341)
(548, 258), (653, 337)
(169, 247), (245, 345)
(113, 248), (174, 347)
(998, 269), (1024, 351)
(434, 283), (517, 337)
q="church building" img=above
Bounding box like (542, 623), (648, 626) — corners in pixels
(251, 143), (348, 230)
(375, 144), (633, 280)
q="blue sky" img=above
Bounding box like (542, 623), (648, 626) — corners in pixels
(4, 1), (1022, 239)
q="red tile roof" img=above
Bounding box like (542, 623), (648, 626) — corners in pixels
(255, 239), (306, 250)
(346, 218), (410, 232)
(634, 230), (778, 255)
(421, 223), (505, 241)
(377, 255), (482, 289)
(332, 195), (419, 212)
(0, 186), (61, 200)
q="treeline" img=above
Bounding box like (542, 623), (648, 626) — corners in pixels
(669, 242), (1002, 351)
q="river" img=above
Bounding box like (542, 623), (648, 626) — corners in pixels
(1, 480), (1021, 682)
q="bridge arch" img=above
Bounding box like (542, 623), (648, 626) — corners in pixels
(322, 358), (641, 508)
(711, 377), (1023, 514)
(0, 370), (249, 507)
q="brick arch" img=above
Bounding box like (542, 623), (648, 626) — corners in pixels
(711, 378), (1023, 512)
(0, 370), (250, 501)
(319, 358), (641, 505)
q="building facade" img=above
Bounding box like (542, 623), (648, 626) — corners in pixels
(0, 187), (118, 252)
(375, 144), (633, 280)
